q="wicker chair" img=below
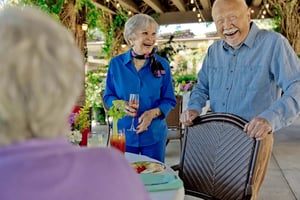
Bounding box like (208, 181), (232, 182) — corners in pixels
(99, 90), (111, 146)
(172, 113), (260, 200)
(166, 95), (183, 149)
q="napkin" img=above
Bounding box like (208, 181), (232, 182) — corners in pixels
(140, 173), (183, 192)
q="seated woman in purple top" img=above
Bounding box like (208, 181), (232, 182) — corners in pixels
(0, 7), (150, 200)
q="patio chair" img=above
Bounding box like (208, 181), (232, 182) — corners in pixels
(172, 112), (260, 200)
(166, 95), (183, 150)
(100, 90), (111, 146)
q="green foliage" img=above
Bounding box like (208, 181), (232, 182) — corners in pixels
(107, 100), (127, 120)
(19, 0), (63, 20)
(74, 104), (90, 132)
(18, 0), (101, 30)
(174, 74), (197, 84)
(272, 8), (281, 33)
(99, 11), (128, 58)
(85, 69), (105, 109)
(86, 5), (102, 29)
(108, 100), (127, 135)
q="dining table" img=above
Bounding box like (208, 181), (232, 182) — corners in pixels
(125, 152), (185, 200)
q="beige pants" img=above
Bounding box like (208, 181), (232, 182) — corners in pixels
(251, 133), (274, 200)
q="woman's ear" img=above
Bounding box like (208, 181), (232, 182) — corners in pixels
(129, 40), (134, 47)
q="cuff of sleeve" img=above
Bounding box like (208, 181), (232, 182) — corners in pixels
(258, 110), (281, 132)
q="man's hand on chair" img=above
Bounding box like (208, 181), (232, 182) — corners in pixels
(180, 110), (199, 126)
(244, 117), (272, 140)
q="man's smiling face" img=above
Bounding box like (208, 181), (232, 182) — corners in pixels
(212, 0), (251, 48)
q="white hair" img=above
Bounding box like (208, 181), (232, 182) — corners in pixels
(0, 6), (84, 145)
(123, 14), (158, 46)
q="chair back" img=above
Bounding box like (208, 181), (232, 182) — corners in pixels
(166, 95), (183, 147)
(100, 90), (109, 112)
(99, 90), (111, 146)
(179, 113), (260, 200)
(166, 95), (183, 128)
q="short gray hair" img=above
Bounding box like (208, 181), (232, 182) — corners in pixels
(0, 6), (84, 145)
(124, 14), (159, 46)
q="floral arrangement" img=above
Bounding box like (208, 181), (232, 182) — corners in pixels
(68, 130), (82, 145)
(68, 104), (90, 145)
(174, 74), (197, 94)
(179, 81), (194, 92)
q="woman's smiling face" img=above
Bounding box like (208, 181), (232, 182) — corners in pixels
(212, 0), (251, 48)
(131, 23), (157, 55)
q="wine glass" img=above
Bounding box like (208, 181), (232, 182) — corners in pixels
(127, 93), (139, 131)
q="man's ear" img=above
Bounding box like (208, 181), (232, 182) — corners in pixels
(247, 7), (251, 21)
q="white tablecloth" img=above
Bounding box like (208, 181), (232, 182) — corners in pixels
(125, 152), (185, 200)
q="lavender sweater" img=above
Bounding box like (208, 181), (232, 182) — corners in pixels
(0, 138), (151, 200)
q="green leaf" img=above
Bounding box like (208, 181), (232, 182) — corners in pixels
(107, 100), (126, 120)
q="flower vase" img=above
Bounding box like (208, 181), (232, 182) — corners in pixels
(182, 91), (191, 112)
(79, 127), (89, 146)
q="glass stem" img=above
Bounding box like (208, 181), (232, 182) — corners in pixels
(130, 117), (135, 129)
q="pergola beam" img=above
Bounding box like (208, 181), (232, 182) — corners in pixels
(251, 0), (263, 7)
(199, 0), (211, 10)
(156, 11), (212, 25)
(171, 0), (186, 12)
(118, 0), (140, 13)
(143, 0), (164, 13)
(92, 1), (116, 14)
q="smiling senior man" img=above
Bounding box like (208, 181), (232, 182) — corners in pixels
(180, 0), (300, 199)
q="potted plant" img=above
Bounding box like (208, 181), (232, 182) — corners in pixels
(68, 104), (91, 146)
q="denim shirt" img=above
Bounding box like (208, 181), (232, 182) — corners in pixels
(104, 50), (176, 146)
(188, 22), (300, 131)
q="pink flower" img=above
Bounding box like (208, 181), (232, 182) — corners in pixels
(68, 113), (76, 130)
(179, 81), (194, 92)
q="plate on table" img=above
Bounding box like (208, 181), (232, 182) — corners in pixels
(131, 161), (166, 174)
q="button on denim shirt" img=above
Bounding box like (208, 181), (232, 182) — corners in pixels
(188, 22), (300, 131)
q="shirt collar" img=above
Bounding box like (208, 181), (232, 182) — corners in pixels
(223, 22), (259, 50)
(124, 49), (133, 65)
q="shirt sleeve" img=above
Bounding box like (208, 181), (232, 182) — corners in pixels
(258, 35), (300, 131)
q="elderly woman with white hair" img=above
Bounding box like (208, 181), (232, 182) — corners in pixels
(103, 14), (176, 162)
(0, 6), (150, 200)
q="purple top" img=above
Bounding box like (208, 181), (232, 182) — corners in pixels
(0, 138), (151, 200)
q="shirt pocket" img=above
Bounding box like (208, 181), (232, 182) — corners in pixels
(237, 65), (270, 90)
(209, 66), (223, 90)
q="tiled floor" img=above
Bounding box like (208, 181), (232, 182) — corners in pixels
(92, 116), (300, 200)
(164, 117), (300, 200)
